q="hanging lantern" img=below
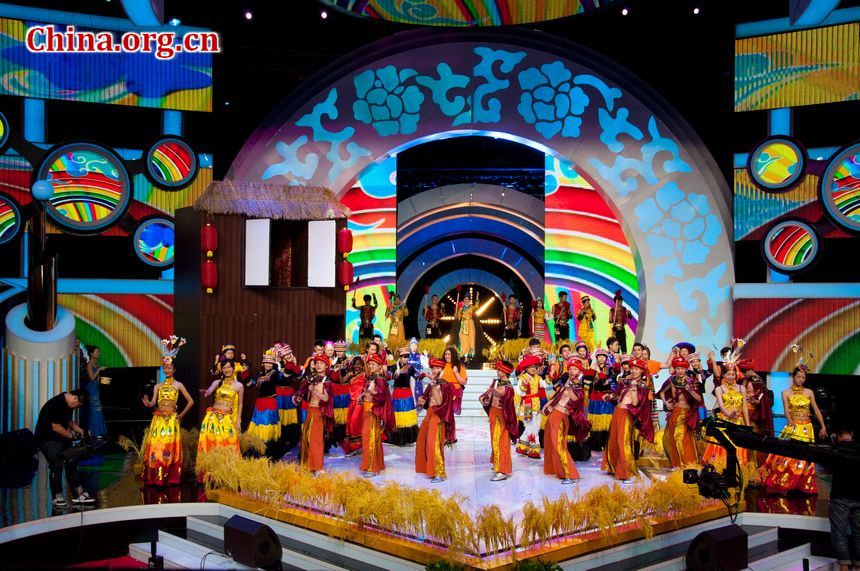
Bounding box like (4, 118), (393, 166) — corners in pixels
(337, 227), (353, 257)
(337, 259), (354, 290)
(201, 223), (218, 258)
(202, 259), (218, 294)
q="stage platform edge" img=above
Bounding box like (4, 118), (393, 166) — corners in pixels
(207, 489), (738, 569)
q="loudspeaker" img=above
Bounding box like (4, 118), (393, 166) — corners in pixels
(224, 514), (281, 569)
(0, 428), (36, 461)
(686, 524), (748, 571)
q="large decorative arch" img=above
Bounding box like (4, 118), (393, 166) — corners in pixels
(229, 30), (733, 353)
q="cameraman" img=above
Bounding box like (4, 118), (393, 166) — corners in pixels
(34, 389), (95, 508)
(830, 422), (860, 571)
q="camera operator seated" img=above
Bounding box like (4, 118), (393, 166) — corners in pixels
(34, 388), (95, 508)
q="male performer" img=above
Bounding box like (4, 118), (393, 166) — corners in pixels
(515, 354), (549, 459)
(359, 353), (395, 477)
(503, 295), (522, 341)
(416, 358), (456, 483)
(657, 357), (702, 470)
(479, 360), (518, 481)
(609, 290), (633, 353)
(423, 294), (444, 339)
(35, 389), (94, 507)
(553, 291), (572, 341)
(352, 292), (379, 341)
(293, 355), (334, 475)
(542, 372), (590, 483)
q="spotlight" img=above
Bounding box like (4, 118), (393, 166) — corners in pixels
(321, 10), (328, 19)
(168, 18), (181, 26)
(244, 10), (253, 20)
(224, 101), (231, 107)
(693, 7), (700, 14)
(621, 7), (629, 15)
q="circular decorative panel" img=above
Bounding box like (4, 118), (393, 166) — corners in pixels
(133, 216), (175, 267)
(748, 137), (806, 191)
(0, 193), (22, 245)
(36, 142), (132, 234)
(820, 142), (860, 233)
(0, 112), (9, 153)
(763, 220), (819, 273)
(146, 138), (197, 189)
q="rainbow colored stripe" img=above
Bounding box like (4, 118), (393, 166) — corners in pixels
(340, 157), (396, 343)
(149, 140), (195, 185)
(46, 149), (125, 225)
(544, 156), (639, 341)
(733, 168), (820, 241)
(0, 197), (18, 242)
(766, 223), (815, 269)
(59, 294), (174, 368)
(327, 0), (602, 26)
(735, 298), (860, 376)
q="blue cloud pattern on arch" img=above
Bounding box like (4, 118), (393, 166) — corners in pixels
(517, 61), (590, 139)
(353, 66), (425, 136)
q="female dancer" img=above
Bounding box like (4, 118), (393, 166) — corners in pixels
(82, 345), (108, 438)
(342, 356), (366, 456)
(603, 358), (653, 483)
(442, 346), (468, 416)
(588, 349), (616, 451)
(359, 353), (395, 477)
(294, 356), (334, 475)
(389, 347), (419, 446)
(702, 365), (750, 465)
(386, 294), (408, 349)
(198, 360), (243, 455)
(141, 355), (194, 485)
(531, 298), (549, 342)
(247, 350), (282, 458)
(515, 354), (549, 459)
(456, 295), (476, 360)
(542, 373), (590, 484)
(759, 365), (827, 494)
(275, 345), (302, 451)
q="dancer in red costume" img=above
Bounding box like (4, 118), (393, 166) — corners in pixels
(602, 358), (653, 483)
(294, 355), (334, 475)
(542, 367), (590, 483)
(359, 353), (396, 477)
(341, 356), (366, 456)
(479, 360), (518, 481)
(657, 357), (702, 470)
(415, 358), (457, 483)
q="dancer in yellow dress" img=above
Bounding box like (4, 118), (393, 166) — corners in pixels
(456, 294), (476, 359)
(199, 360), (244, 455)
(386, 293), (408, 348)
(141, 350), (194, 486)
(576, 295), (596, 352)
(702, 365), (750, 466)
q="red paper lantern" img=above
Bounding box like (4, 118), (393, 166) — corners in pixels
(202, 259), (218, 294)
(501, 293), (507, 302)
(201, 223), (218, 258)
(337, 228), (353, 256)
(337, 260), (354, 289)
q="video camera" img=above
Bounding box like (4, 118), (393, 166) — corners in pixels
(683, 464), (729, 500)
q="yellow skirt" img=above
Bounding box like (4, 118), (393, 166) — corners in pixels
(198, 408), (240, 455)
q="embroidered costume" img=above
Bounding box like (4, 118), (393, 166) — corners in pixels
(142, 374), (184, 485)
(415, 359), (457, 481)
(515, 354), (549, 459)
(658, 358), (701, 469)
(247, 351), (282, 456)
(543, 379), (590, 482)
(199, 377), (241, 455)
(759, 386), (818, 495)
(587, 349), (616, 451)
(480, 361), (519, 480)
(576, 295), (596, 352)
(294, 359), (334, 473)
(603, 359), (653, 481)
(552, 294), (572, 341)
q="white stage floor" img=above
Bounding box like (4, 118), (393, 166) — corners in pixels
(283, 415), (655, 520)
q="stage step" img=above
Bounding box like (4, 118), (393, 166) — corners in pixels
(129, 539), (253, 570)
(187, 505), (425, 571)
(457, 369), (497, 418)
(562, 523), (778, 571)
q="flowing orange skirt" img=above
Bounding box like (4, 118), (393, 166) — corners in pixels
(142, 410), (183, 486)
(544, 409), (579, 479)
(703, 412), (750, 467)
(198, 408), (240, 455)
(603, 407), (637, 480)
(663, 407), (698, 468)
(759, 419), (817, 495)
(415, 407), (446, 478)
(489, 407), (512, 475)
(360, 405), (385, 473)
(300, 406), (325, 472)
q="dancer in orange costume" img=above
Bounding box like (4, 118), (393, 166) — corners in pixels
(141, 349), (194, 486)
(479, 360), (518, 481)
(759, 364), (827, 495)
(341, 356), (366, 456)
(542, 363), (590, 483)
(703, 365), (751, 466)
(603, 358), (653, 483)
(294, 355), (334, 475)
(198, 360), (243, 456)
(415, 358), (456, 483)
(657, 357), (702, 470)
(359, 353), (396, 477)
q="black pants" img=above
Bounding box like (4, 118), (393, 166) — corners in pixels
(614, 328), (628, 353)
(359, 324), (374, 341)
(555, 324), (570, 341)
(503, 326), (519, 341)
(41, 440), (82, 496)
(425, 324), (441, 339)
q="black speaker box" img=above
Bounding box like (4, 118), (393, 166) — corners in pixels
(0, 428), (36, 461)
(686, 524), (748, 571)
(223, 514), (281, 569)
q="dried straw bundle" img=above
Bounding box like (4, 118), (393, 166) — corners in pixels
(193, 180), (350, 221)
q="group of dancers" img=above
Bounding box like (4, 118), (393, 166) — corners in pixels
(138, 331), (829, 496)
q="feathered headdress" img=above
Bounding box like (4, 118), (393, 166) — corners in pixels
(791, 343), (814, 372)
(161, 335), (186, 364)
(721, 338), (744, 373)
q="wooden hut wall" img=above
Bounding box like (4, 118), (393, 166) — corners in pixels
(174, 207), (345, 420)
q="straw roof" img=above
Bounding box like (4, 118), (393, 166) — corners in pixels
(193, 180), (350, 220)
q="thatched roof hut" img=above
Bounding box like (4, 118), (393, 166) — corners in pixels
(193, 180), (350, 220)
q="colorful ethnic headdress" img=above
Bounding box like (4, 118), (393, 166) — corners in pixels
(161, 334), (186, 365)
(791, 343), (814, 372)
